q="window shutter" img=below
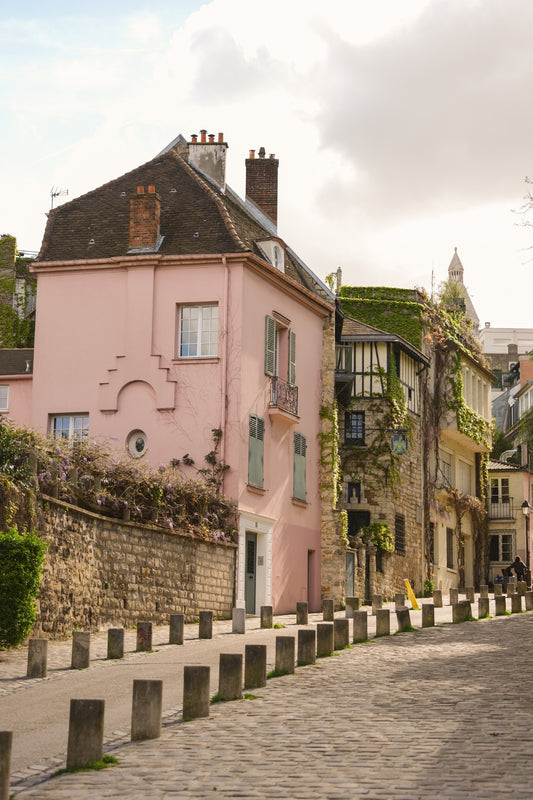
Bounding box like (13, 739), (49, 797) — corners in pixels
(264, 315), (276, 377)
(293, 432), (307, 501)
(248, 415), (265, 487)
(288, 329), (296, 386)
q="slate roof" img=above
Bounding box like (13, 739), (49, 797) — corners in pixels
(0, 349), (33, 375)
(36, 139), (333, 305)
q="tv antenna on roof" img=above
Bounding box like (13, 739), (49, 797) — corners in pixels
(50, 187), (68, 209)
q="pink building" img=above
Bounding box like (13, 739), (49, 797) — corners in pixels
(28, 131), (335, 614)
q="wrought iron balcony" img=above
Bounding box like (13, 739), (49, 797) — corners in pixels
(270, 376), (298, 417)
(488, 498), (515, 520)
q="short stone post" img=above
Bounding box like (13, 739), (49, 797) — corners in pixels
(422, 603), (435, 628)
(71, 631), (91, 669)
(526, 591), (533, 611)
(518, 581), (527, 596)
(322, 598), (334, 621)
(511, 593), (523, 613)
(345, 597), (359, 618)
(495, 595), (506, 616)
(275, 636), (295, 674)
(353, 610), (368, 643)
(136, 621), (153, 652)
(296, 601), (308, 625)
(375, 608), (390, 637)
(27, 638), (48, 678)
(396, 607), (412, 632)
(169, 614), (185, 644)
(131, 679), (162, 741)
(232, 608), (246, 634)
(334, 618), (349, 650)
(465, 587), (475, 603)
(452, 603), (468, 624)
(432, 589), (443, 608)
(107, 628), (124, 660)
(297, 629), (316, 666)
(244, 644), (267, 689)
(449, 588), (459, 605)
(218, 653), (243, 701)
(478, 597), (490, 619)
(316, 623), (334, 657)
(507, 580), (516, 595)
(494, 584), (503, 597)
(395, 593), (406, 610)
(372, 595), (383, 615)
(66, 699), (105, 769)
(199, 611), (213, 639)
(0, 731), (12, 800)
(260, 605), (273, 629)
(183, 666), (210, 720)
(480, 584), (489, 599)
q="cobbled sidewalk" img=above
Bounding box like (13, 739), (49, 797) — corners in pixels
(4, 600), (533, 799)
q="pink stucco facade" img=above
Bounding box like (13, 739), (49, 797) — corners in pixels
(31, 252), (332, 613)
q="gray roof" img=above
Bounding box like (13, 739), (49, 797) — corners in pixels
(0, 349), (33, 376)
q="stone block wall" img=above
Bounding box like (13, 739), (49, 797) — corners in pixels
(33, 497), (236, 638)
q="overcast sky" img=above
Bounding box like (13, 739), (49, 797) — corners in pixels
(1, 0), (532, 328)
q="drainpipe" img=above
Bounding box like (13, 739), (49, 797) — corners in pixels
(221, 255), (229, 490)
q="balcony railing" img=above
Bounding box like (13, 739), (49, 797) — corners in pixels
(488, 498), (515, 520)
(270, 376), (298, 416)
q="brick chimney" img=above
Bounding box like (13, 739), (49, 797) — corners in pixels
(245, 146), (279, 225)
(128, 185), (161, 251)
(188, 130), (227, 192)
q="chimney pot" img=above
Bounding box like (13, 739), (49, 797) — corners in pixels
(200, 129), (207, 143)
(258, 147), (266, 158)
(148, 185), (155, 194)
(249, 150), (255, 159)
(208, 134), (215, 143)
(269, 154), (275, 159)
(191, 134), (198, 142)
(137, 186), (144, 194)
(218, 132), (224, 143)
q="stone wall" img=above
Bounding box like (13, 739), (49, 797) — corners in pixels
(33, 497), (236, 638)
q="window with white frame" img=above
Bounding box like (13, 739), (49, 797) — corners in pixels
(0, 386), (8, 412)
(489, 531), (514, 562)
(457, 459), (473, 495)
(51, 415), (89, 441)
(178, 304), (218, 358)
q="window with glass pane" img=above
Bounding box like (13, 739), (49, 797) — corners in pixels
(52, 415), (89, 441)
(179, 305), (218, 357)
(501, 534), (513, 561)
(0, 386), (8, 411)
(446, 527), (454, 569)
(345, 411), (365, 445)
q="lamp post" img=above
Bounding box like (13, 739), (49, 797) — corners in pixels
(522, 500), (531, 588)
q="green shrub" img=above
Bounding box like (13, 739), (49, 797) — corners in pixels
(361, 522), (394, 553)
(423, 579), (435, 597)
(0, 526), (47, 649)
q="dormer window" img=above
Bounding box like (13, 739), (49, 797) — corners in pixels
(257, 239), (285, 273)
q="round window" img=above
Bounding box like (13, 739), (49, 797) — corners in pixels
(127, 430), (148, 458)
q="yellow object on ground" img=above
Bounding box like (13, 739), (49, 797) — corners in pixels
(404, 579), (420, 610)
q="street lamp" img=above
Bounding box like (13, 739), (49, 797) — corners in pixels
(522, 500), (531, 587)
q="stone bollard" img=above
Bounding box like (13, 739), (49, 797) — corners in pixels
(495, 595), (507, 616)
(136, 621), (153, 652)
(480, 584), (489, 599)
(296, 601), (308, 625)
(260, 605), (273, 629)
(275, 636), (295, 674)
(422, 603), (435, 628)
(396, 607), (412, 632)
(345, 597), (359, 618)
(395, 593), (406, 610)
(511, 594), (523, 613)
(372, 595), (383, 615)
(27, 638), (48, 678)
(465, 587), (475, 603)
(478, 597), (490, 619)
(432, 589), (443, 608)
(322, 598), (334, 621)
(452, 601), (471, 624)
(375, 608), (390, 637)
(507, 581), (516, 596)
(199, 611), (213, 639)
(218, 653), (243, 701)
(232, 607), (246, 634)
(518, 581), (527, 597)
(169, 613), (185, 644)
(494, 584), (503, 597)
(334, 618), (350, 650)
(316, 623), (334, 657)
(0, 731), (12, 800)
(183, 666), (210, 720)
(526, 591), (533, 611)
(244, 645), (267, 689)
(353, 610), (368, 643)
(449, 588), (459, 605)
(297, 629), (316, 666)
(66, 699), (105, 769)
(131, 679), (162, 741)
(107, 628), (124, 660)
(71, 631), (91, 669)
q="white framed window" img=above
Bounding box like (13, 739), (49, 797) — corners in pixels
(0, 386), (8, 412)
(51, 415), (89, 441)
(178, 304), (218, 358)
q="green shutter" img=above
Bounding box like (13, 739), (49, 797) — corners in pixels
(264, 315), (276, 377)
(293, 432), (306, 501)
(248, 415), (264, 487)
(288, 328), (296, 386)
